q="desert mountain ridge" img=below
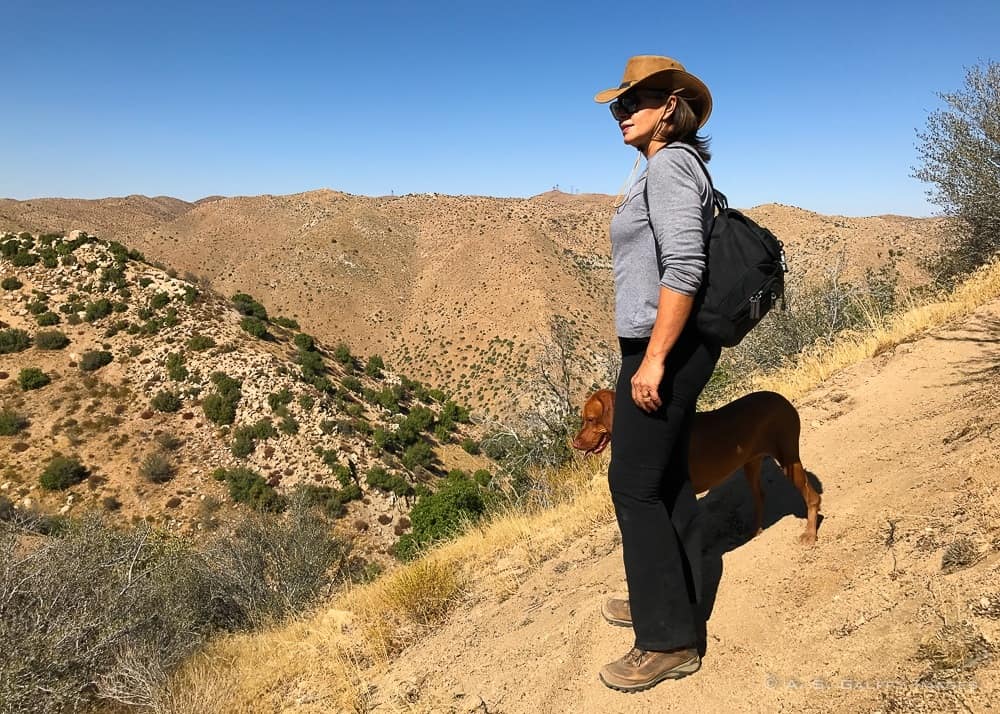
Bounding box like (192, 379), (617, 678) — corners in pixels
(0, 189), (949, 418)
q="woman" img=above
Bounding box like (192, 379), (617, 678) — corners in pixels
(593, 55), (720, 692)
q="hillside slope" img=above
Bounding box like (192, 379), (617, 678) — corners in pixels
(0, 195), (193, 237)
(0, 231), (491, 563)
(0, 190), (948, 418)
(366, 299), (1000, 713)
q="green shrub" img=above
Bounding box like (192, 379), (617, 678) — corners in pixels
(461, 438), (481, 455)
(0, 409), (29, 436)
(442, 400), (471, 425)
(202, 372), (242, 425)
(230, 420), (272, 458)
(231, 428), (255, 458)
(232, 292), (268, 320)
(434, 424), (451, 442)
(212, 467), (285, 512)
(298, 394), (315, 411)
(149, 292), (170, 310)
(365, 355), (384, 378)
(35, 330), (70, 350)
(202, 394), (234, 424)
(84, 298), (113, 322)
(162, 307), (179, 328)
(297, 349), (325, 379)
(35, 311), (60, 326)
(59, 298), (84, 314)
(79, 350), (113, 372)
(155, 431), (183, 451)
(405, 406), (436, 432)
(333, 342), (353, 366)
(293, 483), (362, 518)
(151, 390), (182, 413)
(186, 333), (215, 351)
(40, 454), (88, 490)
(11, 251), (38, 267)
(427, 388), (447, 403)
(268, 388), (293, 411)
(139, 452), (175, 483)
(0, 328), (32, 354)
(293, 333), (315, 352)
(240, 316), (267, 338)
(1, 276), (22, 290)
(394, 472), (486, 560)
(342, 375), (362, 394)
(166, 352), (188, 381)
(402, 440), (436, 470)
(272, 316), (299, 329)
(18, 368), (50, 390)
(279, 414), (299, 435)
(365, 467), (413, 497)
(251, 418), (276, 439)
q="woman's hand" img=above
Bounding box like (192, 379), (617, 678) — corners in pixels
(631, 356), (664, 412)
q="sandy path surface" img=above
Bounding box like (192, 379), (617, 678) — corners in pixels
(368, 300), (1000, 714)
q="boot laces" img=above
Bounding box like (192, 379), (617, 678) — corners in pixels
(624, 648), (647, 667)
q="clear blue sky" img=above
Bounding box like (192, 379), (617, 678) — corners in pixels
(4, 0), (997, 216)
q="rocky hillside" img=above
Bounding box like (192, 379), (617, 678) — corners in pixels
(0, 230), (491, 563)
(0, 190), (949, 418)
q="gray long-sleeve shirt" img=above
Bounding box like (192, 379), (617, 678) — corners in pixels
(609, 143), (713, 338)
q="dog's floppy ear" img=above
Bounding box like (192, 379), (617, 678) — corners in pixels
(596, 389), (615, 431)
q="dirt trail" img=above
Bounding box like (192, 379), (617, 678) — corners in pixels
(369, 300), (1000, 713)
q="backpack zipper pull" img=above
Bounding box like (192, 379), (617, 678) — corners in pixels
(778, 241), (789, 273)
(749, 291), (762, 320)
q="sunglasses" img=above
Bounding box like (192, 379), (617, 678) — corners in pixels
(609, 89), (670, 121)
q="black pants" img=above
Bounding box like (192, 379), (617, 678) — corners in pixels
(608, 327), (721, 652)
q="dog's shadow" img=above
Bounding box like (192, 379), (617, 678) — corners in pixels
(695, 461), (825, 652)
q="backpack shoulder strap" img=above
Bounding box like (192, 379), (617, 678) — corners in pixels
(664, 143), (727, 211)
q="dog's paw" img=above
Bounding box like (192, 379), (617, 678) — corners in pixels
(798, 531), (817, 546)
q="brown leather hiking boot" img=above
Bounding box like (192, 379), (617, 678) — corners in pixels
(599, 646), (701, 692)
(601, 597), (631, 627)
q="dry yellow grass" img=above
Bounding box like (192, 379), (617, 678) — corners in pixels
(744, 258), (1000, 403)
(159, 454), (612, 713)
(161, 258), (1000, 713)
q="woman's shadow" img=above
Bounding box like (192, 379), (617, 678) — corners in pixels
(694, 461), (824, 655)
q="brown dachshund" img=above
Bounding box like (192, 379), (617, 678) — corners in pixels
(572, 389), (821, 544)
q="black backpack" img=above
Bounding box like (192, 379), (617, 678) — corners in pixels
(652, 144), (788, 347)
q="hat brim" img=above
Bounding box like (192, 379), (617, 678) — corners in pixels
(594, 68), (713, 128)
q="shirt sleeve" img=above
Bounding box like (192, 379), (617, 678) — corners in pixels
(646, 148), (710, 296)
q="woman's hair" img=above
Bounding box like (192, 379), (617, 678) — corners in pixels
(658, 94), (711, 162)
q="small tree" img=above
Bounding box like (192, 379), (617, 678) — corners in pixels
(913, 60), (1000, 279)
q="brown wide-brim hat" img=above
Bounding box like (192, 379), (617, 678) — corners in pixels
(595, 55), (713, 128)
